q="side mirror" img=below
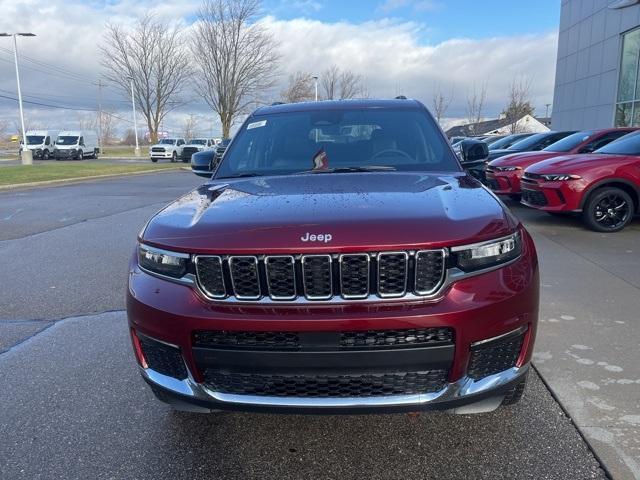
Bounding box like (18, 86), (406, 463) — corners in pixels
(193, 171), (212, 178)
(458, 139), (489, 164)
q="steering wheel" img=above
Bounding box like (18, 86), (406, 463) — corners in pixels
(370, 148), (413, 162)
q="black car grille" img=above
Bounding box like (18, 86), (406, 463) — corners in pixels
(467, 331), (525, 380)
(486, 178), (500, 190)
(151, 147), (165, 153)
(182, 147), (200, 158)
(202, 370), (448, 397)
(138, 335), (188, 380)
(193, 327), (454, 351)
(194, 250), (446, 302)
(522, 189), (548, 206)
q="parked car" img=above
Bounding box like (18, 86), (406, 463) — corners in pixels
(482, 135), (506, 146)
(182, 138), (217, 163)
(521, 130), (640, 232)
(54, 130), (99, 160)
(149, 138), (186, 162)
(486, 128), (636, 198)
(23, 130), (58, 159)
(127, 98), (538, 415)
(488, 133), (534, 151)
(488, 131), (576, 161)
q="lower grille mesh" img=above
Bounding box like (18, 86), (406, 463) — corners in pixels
(467, 332), (525, 380)
(138, 335), (187, 380)
(203, 370), (449, 397)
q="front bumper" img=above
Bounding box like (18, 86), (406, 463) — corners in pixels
(485, 170), (522, 195)
(54, 149), (77, 159)
(520, 177), (584, 212)
(150, 151), (174, 158)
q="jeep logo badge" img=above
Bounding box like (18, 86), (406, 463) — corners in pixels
(300, 232), (332, 243)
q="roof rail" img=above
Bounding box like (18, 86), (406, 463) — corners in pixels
(394, 95), (407, 100)
(270, 101), (286, 106)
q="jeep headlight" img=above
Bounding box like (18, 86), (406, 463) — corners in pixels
(138, 243), (189, 278)
(452, 232), (522, 272)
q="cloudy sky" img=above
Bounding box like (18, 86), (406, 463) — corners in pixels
(0, 0), (560, 138)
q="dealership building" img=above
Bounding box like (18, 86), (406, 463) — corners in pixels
(552, 0), (640, 130)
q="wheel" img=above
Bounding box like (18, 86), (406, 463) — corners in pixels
(92, 148), (99, 159)
(151, 158), (158, 163)
(171, 151), (177, 163)
(42, 149), (50, 160)
(582, 187), (634, 232)
(502, 375), (527, 406)
(76, 150), (83, 160)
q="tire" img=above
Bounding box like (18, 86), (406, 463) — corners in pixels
(92, 148), (99, 159)
(42, 149), (50, 160)
(171, 151), (177, 163)
(76, 150), (83, 160)
(151, 158), (158, 163)
(502, 375), (527, 406)
(582, 187), (634, 233)
(508, 194), (521, 202)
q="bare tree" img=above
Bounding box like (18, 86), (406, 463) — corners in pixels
(191, 0), (280, 138)
(320, 65), (364, 100)
(99, 111), (120, 145)
(183, 114), (199, 140)
(502, 76), (535, 133)
(431, 83), (454, 125)
(100, 14), (192, 144)
(280, 71), (314, 103)
(78, 113), (97, 131)
(465, 82), (487, 135)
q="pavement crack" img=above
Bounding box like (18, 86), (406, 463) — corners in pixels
(0, 309), (126, 357)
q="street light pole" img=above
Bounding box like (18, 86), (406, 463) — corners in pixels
(312, 76), (318, 101)
(130, 78), (141, 157)
(1, 32), (36, 165)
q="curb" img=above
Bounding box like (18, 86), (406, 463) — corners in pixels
(0, 167), (189, 191)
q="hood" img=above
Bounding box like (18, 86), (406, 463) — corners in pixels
(489, 151), (557, 168)
(142, 172), (518, 253)
(526, 153), (630, 174)
(488, 148), (522, 161)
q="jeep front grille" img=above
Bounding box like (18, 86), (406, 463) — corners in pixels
(194, 249), (446, 303)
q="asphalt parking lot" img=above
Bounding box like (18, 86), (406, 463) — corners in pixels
(0, 170), (638, 479)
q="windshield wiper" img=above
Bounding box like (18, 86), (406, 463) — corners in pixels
(216, 172), (263, 179)
(295, 166), (397, 175)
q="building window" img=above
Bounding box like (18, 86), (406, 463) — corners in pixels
(616, 28), (640, 126)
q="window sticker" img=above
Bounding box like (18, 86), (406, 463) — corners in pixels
(247, 120), (267, 130)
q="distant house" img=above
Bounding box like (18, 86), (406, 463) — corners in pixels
(445, 115), (551, 138)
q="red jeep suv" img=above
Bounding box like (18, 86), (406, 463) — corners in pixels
(521, 130), (640, 232)
(127, 99), (539, 414)
(486, 128), (635, 198)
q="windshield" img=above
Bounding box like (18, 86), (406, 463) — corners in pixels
(595, 131), (640, 155)
(26, 135), (45, 145)
(159, 139), (175, 145)
(190, 139), (207, 145)
(488, 134), (532, 150)
(215, 108), (458, 178)
(56, 136), (79, 145)
(543, 131), (595, 153)
(507, 133), (550, 151)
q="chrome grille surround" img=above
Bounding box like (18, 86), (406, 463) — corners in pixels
(191, 249), (449, 304)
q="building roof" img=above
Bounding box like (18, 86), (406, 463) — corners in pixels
(445, 115), (552, 137)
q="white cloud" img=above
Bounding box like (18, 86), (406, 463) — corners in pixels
(0, 1), (557, 137)
(377, 0), (440, 14)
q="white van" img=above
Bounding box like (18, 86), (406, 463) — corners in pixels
(23, 130), (58, 160)
(54, 130), (99, 160)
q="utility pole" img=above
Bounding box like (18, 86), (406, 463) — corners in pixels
(1, 32), (36, 165)
(94, 80), (105, 154)
(130, 78), (140, 157)
(545, 103), (551, 118)
(312, 76), (318, 101)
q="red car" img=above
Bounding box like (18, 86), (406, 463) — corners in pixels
(486, 128), (635, 198)
(521, 131), (640, 232)
(127, 99), (539, 414)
